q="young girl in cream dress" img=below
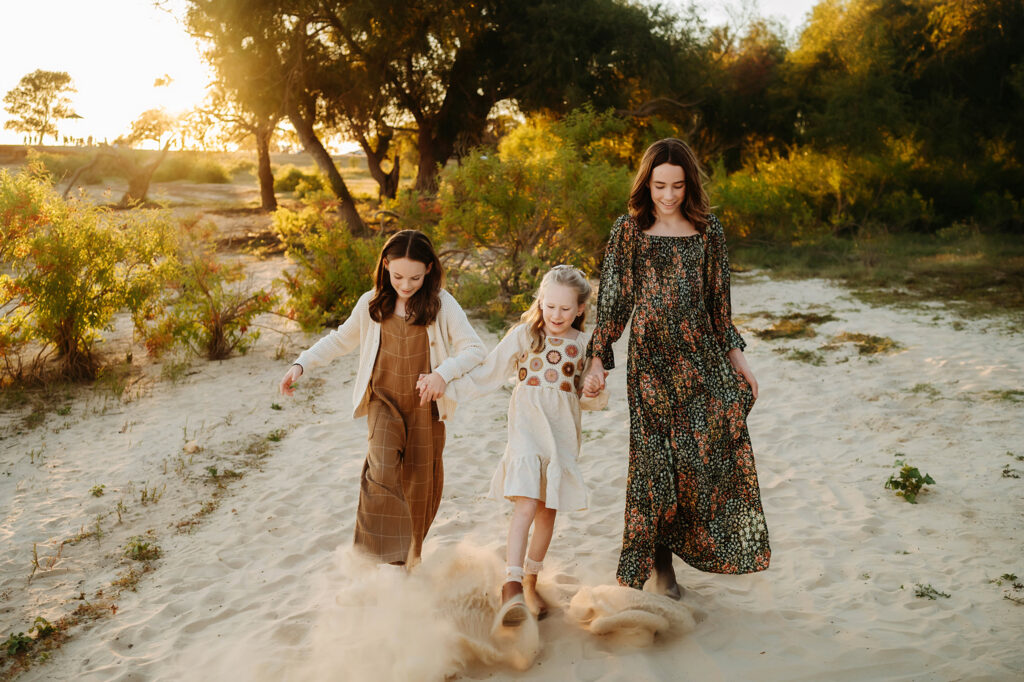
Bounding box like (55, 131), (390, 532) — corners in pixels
(429, 265), (605, 627)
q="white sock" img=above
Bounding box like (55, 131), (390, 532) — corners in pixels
(505, 565), (524, 583)
(524, 558), (543, 576)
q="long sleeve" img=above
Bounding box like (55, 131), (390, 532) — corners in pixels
(432, 290), (486, 384)
(702, 214), (746, 354)
(293, 291), (370, 373)
(587, 215), (637, 370)
(445, 325), (530, 404)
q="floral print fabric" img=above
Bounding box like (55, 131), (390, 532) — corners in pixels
(588, 213), (770, 588)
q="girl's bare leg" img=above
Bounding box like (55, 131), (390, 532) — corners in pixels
(522, 502), (556, 618)
(503, 497), (538, 602)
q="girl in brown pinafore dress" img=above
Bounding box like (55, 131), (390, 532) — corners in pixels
(281, 230), (485, 567)
(358, 314), (446, 564)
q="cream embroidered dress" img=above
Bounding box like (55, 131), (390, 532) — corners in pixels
(446, 324), (600, 511)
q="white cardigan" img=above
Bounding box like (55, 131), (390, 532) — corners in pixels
(293, 289), (486, 420)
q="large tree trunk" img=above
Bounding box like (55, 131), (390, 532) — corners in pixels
(412, 64), (493, 192)
(255, 123), (277, 211)
(414, 123), (449, 193)
(287, 103), (367, 236)
(359, 131), (400, 200)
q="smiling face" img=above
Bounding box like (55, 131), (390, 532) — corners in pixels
(384, 257), (430, 302)
(649, 163), (686, 219)
(540, 282), (585, 337)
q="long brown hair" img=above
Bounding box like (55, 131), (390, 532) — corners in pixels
(368, 230), (444, 325)
(518, 265), (592, 353)
(628, 138), (710, 233)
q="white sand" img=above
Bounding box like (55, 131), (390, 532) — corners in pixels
(3, 271), (1023, 681)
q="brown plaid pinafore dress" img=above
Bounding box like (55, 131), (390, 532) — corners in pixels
(354, 313), (445, 565)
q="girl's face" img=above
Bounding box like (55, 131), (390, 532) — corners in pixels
(541, 283), (585, 336)
(649, 163), (685, 219)
(384, 257), (430, 302)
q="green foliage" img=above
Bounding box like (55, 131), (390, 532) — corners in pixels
(885, 465), (936, 504)
(710, 147), (934, 243)
(0, 167), (176, 383)
(437, 111), (630, 304)
(151, 153), (231, 184)
(382, 190), (443, 236)
(914, 583), (950, 600)
(138, 218), (275, 361)
(90, 484), (105, 498)
(274, 166), (323, 194)
(272, 205), (382, 331)
(123, 536), (161, 562)
(3, 631), (33, 657)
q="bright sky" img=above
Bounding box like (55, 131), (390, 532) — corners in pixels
(0, 0), (818, 148)
(0, 0), (209, 145)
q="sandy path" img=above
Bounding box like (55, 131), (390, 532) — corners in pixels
(3, 274), (1022, 681)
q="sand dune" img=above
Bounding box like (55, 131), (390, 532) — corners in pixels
(3, 272), (1022, 681)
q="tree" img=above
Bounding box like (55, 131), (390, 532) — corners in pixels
(3, 70), (81, 145)
(196, 86), (281, 210)
(185, 0), (681, 212)
(185, 0), (368, 233)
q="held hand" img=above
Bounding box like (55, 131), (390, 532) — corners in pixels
(727, 349), (758, 401)
(280, 364), (303, 396)
(416, 372), (447, 406)
(583, 357), (607, 396)
(582, 371), (607, 398)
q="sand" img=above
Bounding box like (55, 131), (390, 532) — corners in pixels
(2, 270), (1022, 681)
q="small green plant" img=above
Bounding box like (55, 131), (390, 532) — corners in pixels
(989, 573), (1019, 586)
(914, 583), (950, 600)
(114, 500), (127, 523)
(205, 465), (219, 479)
(30, 617), (54, 639)
(3, 631), (33, 656)
(139, 483), (165, 505)
(56, 405), (71, 416)
(270, 402), (282, 410)
(267, 428), (286, 442)
(90, 484), (106, 497)
(1002, 464), (1021, 479)
(123, 536), (161, 562)
(885, 465), (936, 503)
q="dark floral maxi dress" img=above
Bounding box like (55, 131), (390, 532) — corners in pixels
(588, 213), (770, 589)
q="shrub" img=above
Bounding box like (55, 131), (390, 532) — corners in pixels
(437, 111), (630, 303)
(885, 464), (936, 503)
(274, 166), (323, 194)
(151, 153), (230, 184)
(709, 147), (937, 243)
(0, 166), (176, 383)
(138, 218), (276, 360)
(272, 205), (382, 330)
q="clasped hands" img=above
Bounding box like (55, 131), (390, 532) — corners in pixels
(416, 371), (447, 406)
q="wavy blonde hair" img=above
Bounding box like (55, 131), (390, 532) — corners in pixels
(518, 265), (592, 353)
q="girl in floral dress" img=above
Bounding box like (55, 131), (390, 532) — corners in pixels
(584, 138), (770, 596)
(438, 265), (606, 627)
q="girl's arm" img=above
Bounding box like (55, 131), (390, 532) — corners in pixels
(585, 215), (637, 392)
(703, 215), (758, 399)
(291, 291), (369, 375)
(443, 325), (529, 404)
(431, 291), (487, 384)
(702, 215), (746, 355)
(417, 291), (487, 404)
